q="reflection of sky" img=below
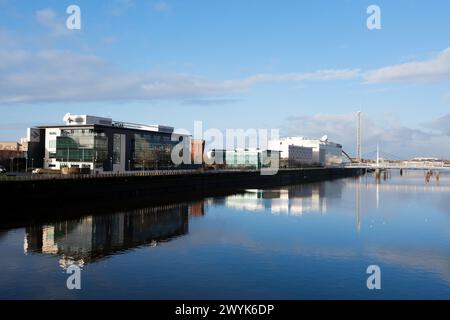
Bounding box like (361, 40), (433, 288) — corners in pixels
(1, 171), (450, 299)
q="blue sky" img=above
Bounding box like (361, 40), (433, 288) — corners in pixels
(1, 0), (450, 158)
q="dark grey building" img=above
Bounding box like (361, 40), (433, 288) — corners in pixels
(27, 113), (191, 172)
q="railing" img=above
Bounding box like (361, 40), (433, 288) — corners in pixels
(0, 166), (346, 182)
(0, 168), (259, 182)
(345, 161), (448, 169)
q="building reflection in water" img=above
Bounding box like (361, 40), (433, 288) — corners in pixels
(224, 181), (344, 216)
(25, 176), (415, 268)
(188, 201), (205, 217)
(24, 204), (189, 269)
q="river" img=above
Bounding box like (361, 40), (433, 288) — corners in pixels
(1, 170), (450, 299)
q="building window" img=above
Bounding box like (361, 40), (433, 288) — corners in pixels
(54, 129), (108, 163)
(132, 132), (178, 170)
(113, 134), (121, 164)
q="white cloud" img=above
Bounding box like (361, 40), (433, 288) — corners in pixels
(281, 113), (450, 159)
(444, 93), (450, 102)
(222, 69), (360, 88)
(365, 47), (450, 83)
(110, 0), (134, 16)
(422, 114), (450, 136)
(0, 49), (28, 69)
(153, 1), (171, 13)
(0, 28), (17, 48)
(36, 8), (71, 37)
(0, 49), (359, 104)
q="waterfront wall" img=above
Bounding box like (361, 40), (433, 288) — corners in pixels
(0, 168), (362, 225)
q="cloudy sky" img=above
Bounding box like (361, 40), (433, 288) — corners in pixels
(1, 0), (450, 159)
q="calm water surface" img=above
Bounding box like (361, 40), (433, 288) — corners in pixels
(1, 171), (450, 299)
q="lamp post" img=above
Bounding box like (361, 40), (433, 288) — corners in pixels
(128, 159), (131, 172)
(10, 157), (13, 173)
(110, 157), (113, 172)
(31, 158), (34, 172)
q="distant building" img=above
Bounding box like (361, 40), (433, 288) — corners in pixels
(224, 149), (279, 169)
(268, 139), (313, 167)
(269, 136), (342, 166)
(191, 139), (205, 166)
(26, 113), (191, 172)
(411, 157), (439, 162)
(206, 148), (279, 169)
(0, 141), (26, 170)
(0, 142), (21, 151)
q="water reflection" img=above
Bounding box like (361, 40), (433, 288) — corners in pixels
(22, 170), (448, 269)
(223, 181), (344, 216)
(24, 204), (189, 269)
(4, 170), (450, 299)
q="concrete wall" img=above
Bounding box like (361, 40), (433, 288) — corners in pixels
(0, 168), (363, 225)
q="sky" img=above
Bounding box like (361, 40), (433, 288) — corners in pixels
(0, 0), (450, 159)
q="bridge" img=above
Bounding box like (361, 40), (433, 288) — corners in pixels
(343, 141), (450, 171)
(345, 161), (450, 171)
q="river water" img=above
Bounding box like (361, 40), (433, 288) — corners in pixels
(1, 170), (450, 299)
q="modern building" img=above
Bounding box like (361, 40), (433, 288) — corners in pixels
(205, 148), (279, 169)
(26, 113), (191, 173)
(268, 139), (313, 167)
(224, 149), (280, 169)
(269, 136), (342, 166)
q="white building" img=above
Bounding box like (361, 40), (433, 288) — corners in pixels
(268, 140), (313, 166)
(269, 136), (343, 166)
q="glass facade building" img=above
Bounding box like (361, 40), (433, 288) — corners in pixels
(132, 133), (178, 170)
(224, 150), (279, 169)
(51, 128), (108, 168)
(28, 114), (192, 172)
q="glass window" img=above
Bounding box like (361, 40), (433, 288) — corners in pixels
(132, 132), (178, 170)
(55, 128), (108, 163)
(113, 134), (122, 164)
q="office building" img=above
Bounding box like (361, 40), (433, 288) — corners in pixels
(268, 139), (313, 167)
(26, 113), (191, 172)
(269, 136), (342, 166)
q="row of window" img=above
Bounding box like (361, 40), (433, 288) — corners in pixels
(48, 129), (181, 169)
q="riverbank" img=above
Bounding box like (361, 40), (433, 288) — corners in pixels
(0, 167), (363, 227)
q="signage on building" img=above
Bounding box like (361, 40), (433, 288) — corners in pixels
(27, 128), (41, 143)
